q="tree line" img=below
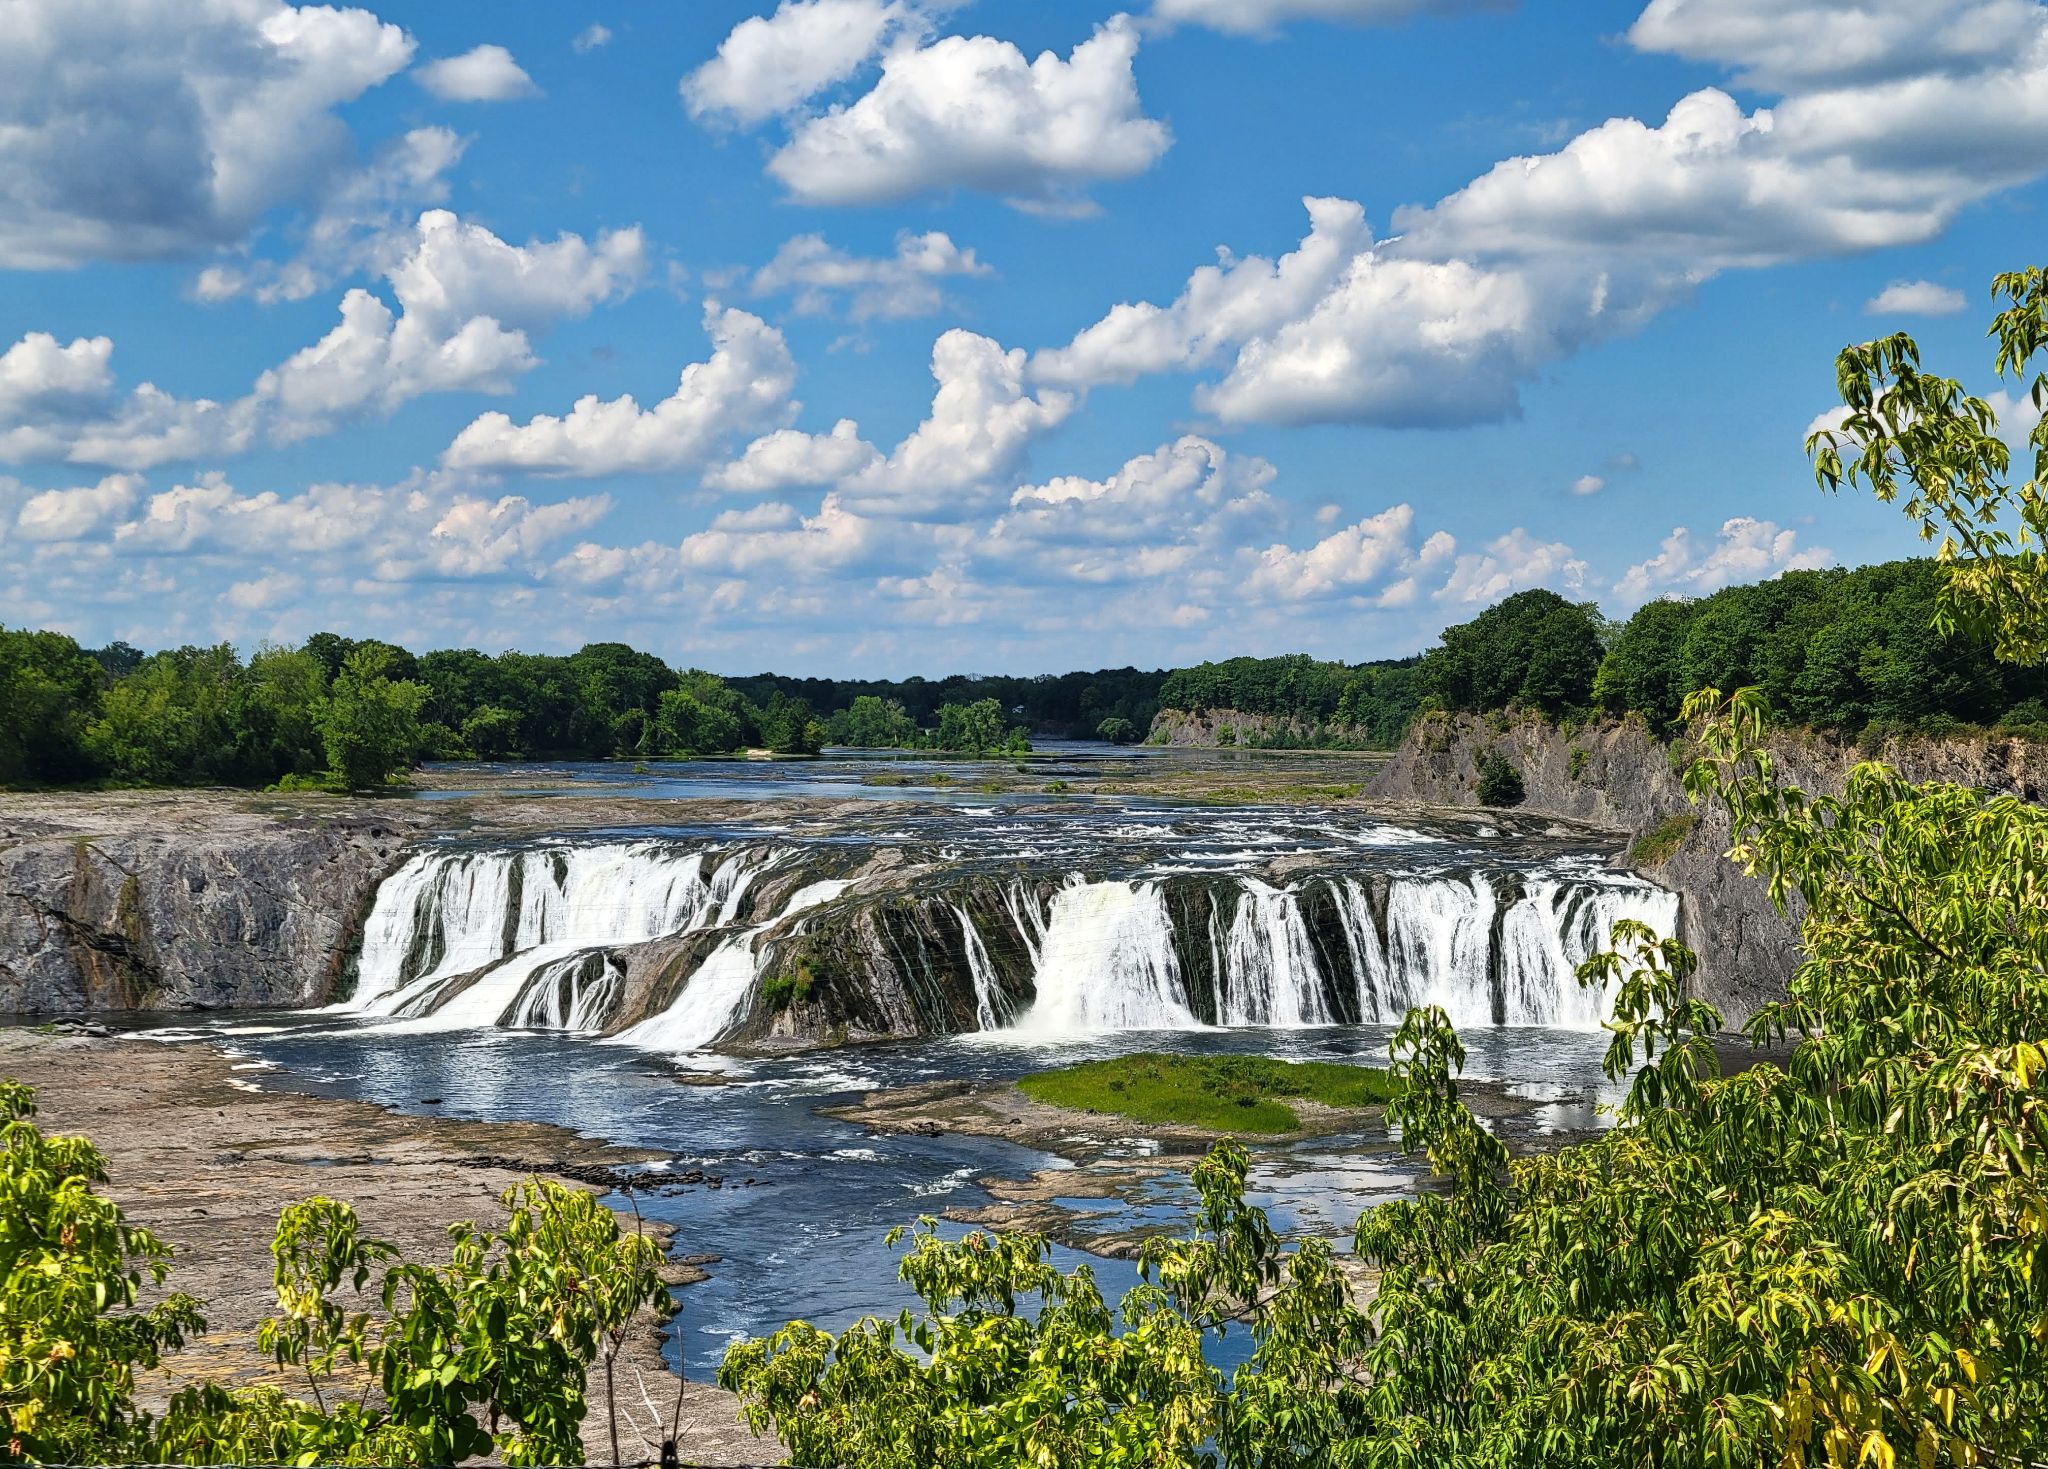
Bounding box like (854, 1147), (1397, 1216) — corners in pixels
(0, 632), (1032, 791)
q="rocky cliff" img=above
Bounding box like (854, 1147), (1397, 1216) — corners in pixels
(1371, 712), (2048, 1022)
(0, 793), (428, 1014)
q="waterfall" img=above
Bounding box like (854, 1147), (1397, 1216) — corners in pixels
(341, 827), (1684, 1050)
(345, 842), (767, 1031)
(1218, 879), (1336, 1027)
(1381, 874), (1498, 1029)
(608, 879), (852, 1054)
(1009, 880), (1203, 1037)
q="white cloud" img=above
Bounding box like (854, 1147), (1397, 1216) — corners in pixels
(1242, 503), (1431, 601)
(442, 306), (798, 476)
(751, 230), (991, 321)
(1032, 196), (1370, 387)
(1570, 474), (1605, 496)
(4, 208), (649, 464)
(679, 494), (899, 576)
(1865, 279), (1969, 316)
(225, 571), (302, 609)
(415, 45), (540, 103)
(573, 24), (612, 53)
(0, 334), (116, 426)
(684, 0), (919, 126)
(989, 435), (1280, 584)
(842, 330), (1075, 515)
(1437, 529), (1588, 605)
(1152, 0), (1509, 34)
(0, 0), (414, 269)
(16, 474), (143, 542)
(1614, 516), (1832, 603)
(1628, 0), (2042, 90)
(705, 420), (882, 493)
(1030, 5), (2048, 430)
(191, 126), (469, 305)
(767, 18), (1171, 212)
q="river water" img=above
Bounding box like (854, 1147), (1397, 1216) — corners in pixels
(140, 748), (1657, 1377)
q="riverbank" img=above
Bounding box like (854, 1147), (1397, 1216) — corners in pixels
(0, 1029), (780, 1466)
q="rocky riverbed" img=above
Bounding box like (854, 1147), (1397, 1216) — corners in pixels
(2, 1029), (780, 1466)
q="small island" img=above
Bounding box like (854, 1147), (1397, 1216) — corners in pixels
(1016, 1052), (1403, 1134)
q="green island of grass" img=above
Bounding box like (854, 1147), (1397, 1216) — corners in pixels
(1016, 1052), (1403, 1134)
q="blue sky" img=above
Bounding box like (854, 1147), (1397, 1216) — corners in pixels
(2, 0), (2043, 676)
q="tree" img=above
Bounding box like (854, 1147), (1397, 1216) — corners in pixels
(718, 266), (2048, 1466)
(756, 692), (824, 755)
(832, 695), (919, 749)
(319, 645), (426, 790)
(0, 1080), (201, 1462)
(931, 699), (1025, 755)
(1096, 715), (1140, 744)
(1425, 589), (1605, 716)
(0, 627), (103, 786)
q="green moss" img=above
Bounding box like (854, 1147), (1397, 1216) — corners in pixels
(1568, 747), (1590, 782)
(1016, 1053), (1402, 1135)
(760, 965), (815, 1014)
(1630, 810), (1697, 866)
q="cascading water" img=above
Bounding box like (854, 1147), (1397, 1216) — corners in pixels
(1009, 880), (1203, 1037)
(339, 818), (1682, 1050)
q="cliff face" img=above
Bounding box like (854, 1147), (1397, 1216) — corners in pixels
(1371, 712), (2048, 1022)
(0, 794), (426, 1014)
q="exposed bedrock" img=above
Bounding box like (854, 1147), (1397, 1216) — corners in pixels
(0, 795), (430, 1014)
(1371, 712), (2048, 1022)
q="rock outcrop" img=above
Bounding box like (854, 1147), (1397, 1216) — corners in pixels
(1146, 707), (1377, 749)
(1371, 712), (2048, 1022)
(0, 792), (429, 1014)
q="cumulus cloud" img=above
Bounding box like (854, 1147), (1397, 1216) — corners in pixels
(1031, 3), (2048, 429)
(191, 126), (468, 305)
(1627, 0), (2042, 90)
(0, 0), (414, 269)
(989, 435), (1281, 584)
(679, 495), (901, 576)
(767, 18), (1171, 212)
(415, 44), (540, 102)
(1866, 279), (1969, 316)
(683, 0), (922, 126)
(1614, 516), (1832, 604)
(1570, 474), (1605, 496)
(15, 474), (144, 542)
(842, 330), (1076, 515)
(4, 209), (646, 466)
(1152, 0), (1510, 33)
(750, 230), (991, 321)
(1032, 197), (1370, 388)
(704, 420), (882, 493)
(1437, 529), (1588, 605)
(1242, 504), (1438, 602)
(573, 24), (612, 53)
(442, 307), (798, 476)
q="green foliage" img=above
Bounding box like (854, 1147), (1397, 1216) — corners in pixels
(319, 645), (427, 790)
(1567, 746), (1590, 781)
(0, 1088), (672, 1468)
(1473, 749), (1525, 806)
(1425, 588), (1605, 717)
(929, 699), (1029, 756)
(717, 265), (2048, 1469)
(1154, 654), (1425, 749)
(1017, 1054), (1402, 1134)
(830, 695), (920, 749)
(761, 968), (815, 1014)
(0, 627), (103, 786)
(1627, 809), (1696, 865)
(756, 692), (826, 755)
(1096, 715), (1140, 744)
(0, 1080), (203, 1462)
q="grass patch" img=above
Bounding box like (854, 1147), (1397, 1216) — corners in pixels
(1629, 810), (1697, 866)
(1017, 1053), (1402, 1134)
(1193, 782), (1366, 806)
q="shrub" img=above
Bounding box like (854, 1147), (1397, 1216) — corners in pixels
(1628, 810), (1696, 866)
(1474, 750), (1525, 807)
(1568, 747), (1590, 782)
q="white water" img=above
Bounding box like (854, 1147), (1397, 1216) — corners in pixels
(342, 835), (1681, 1050)
(1009, 880), (1204, 1037)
